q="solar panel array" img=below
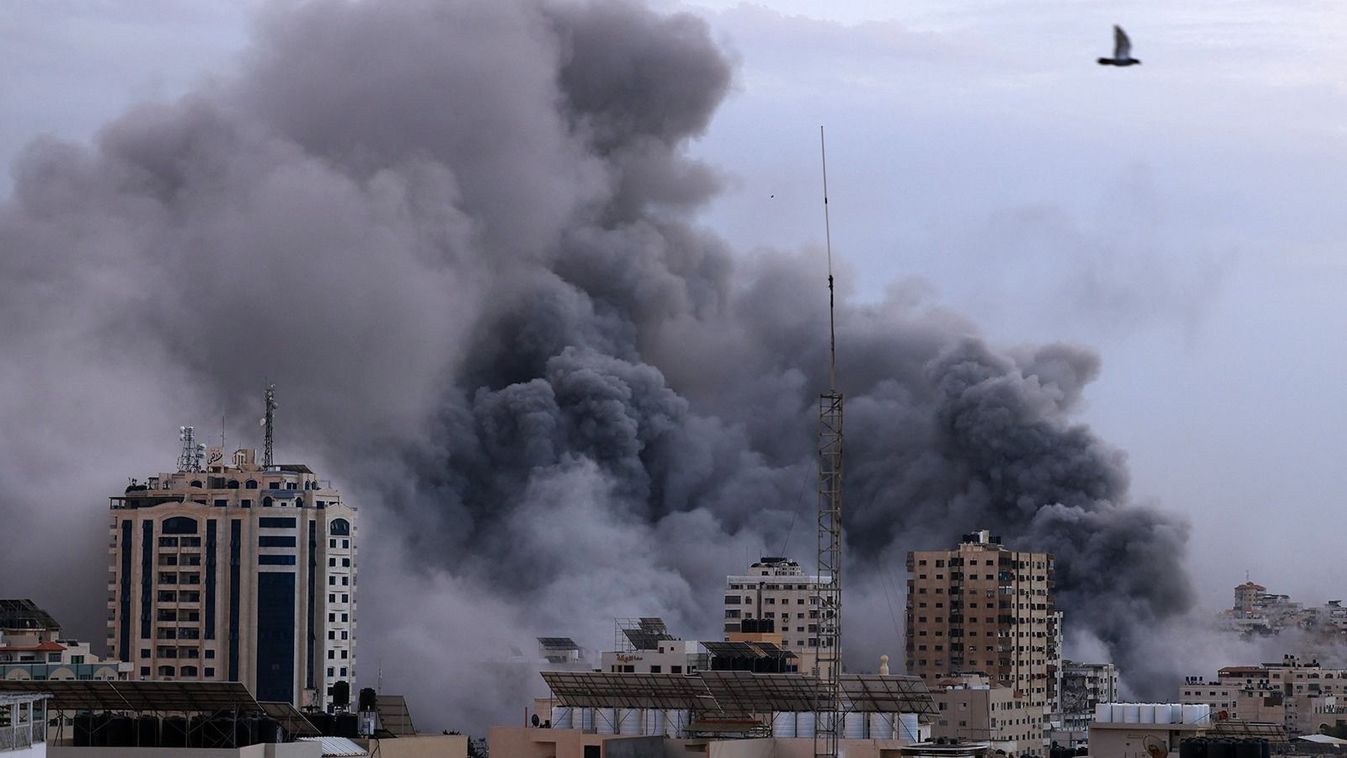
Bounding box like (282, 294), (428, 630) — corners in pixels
(537, 637), (579, 650)
(374, 695), (416, 737)
(0, 680), (259, 713)
(540, 671), (934, 716)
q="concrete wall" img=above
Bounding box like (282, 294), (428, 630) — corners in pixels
(366, 736), (466, 758)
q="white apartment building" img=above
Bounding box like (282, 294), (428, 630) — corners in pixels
(722, 557), (827, 652)
(107, 446), (356, 708)
(600, 640), (708, 675)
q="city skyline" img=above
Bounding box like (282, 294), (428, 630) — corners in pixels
(5, 0), (1347, 736)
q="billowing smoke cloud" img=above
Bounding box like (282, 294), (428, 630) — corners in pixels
(0, 0), (1196, 732)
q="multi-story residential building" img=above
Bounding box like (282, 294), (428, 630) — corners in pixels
(1057, 660), (1118, 731)
(929, 674), (1045, 756)
(1179, 655), (1347, 736)
(106, 445), (356, 708)
(723, 557), (827, 653)
(0, 600), (130, 681)
(905, 530), (1059, 757)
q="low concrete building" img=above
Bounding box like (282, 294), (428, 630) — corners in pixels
(1089, 703), (1210, 758)
(929, 674), (1046, 756)
(0, 601), (130, 682)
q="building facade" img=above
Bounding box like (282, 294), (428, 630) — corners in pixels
(1179, 655), (1347, 736)
(929, 674), (1045, 756)
(905, 530), (1059, 756)
(1057, 660), (1118, 731)
(106, 447), (356, 707)
(723, 558), (827, 653)
(0, 600), (129, 682)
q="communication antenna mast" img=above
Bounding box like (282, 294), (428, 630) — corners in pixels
(177, 426), (204, 473)
(813, 125), (844, 758)
(261, 383), (277, 468)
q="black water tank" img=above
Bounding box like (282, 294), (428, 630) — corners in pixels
(307, 711), (333, 736)
(1180, 737), (1207, 758)
(161, 716), (188, 748)
(1207, 738), (1235, 758)
(187, 715), (210, 748)
(335, 712), (359, 738)
(202, 715), (235, 748)
(257, 716), (281, 744)
(73, 714), (94, 747)
(136, 715), (159, 747)
(235, 716), (258, 747)
(1234, 739), (1262, 758)
(90, 713), (112, 747)
(1259, 739), (1270, 758)
(106, 715), (134, 747)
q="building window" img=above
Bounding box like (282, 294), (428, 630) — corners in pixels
(158, 665), (175, 676)
(259, 517), (295, 528)
(246, 480), (258, 489)
(205, 667), (215, 676)
(162, 516), (199, 534)
(330, 519), (351, 536)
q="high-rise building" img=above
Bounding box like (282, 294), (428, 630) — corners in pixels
(723, 557), (827, 652)
(904, 530), (1059, 756)
(107, 444), (356, 708)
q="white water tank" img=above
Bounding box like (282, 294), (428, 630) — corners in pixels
(1110, 703), (1125, 722)
(869, 713), (894, 740)
(618, 708), (642, 735)
(796, 712), (816, 738)
(551, 706), (572, 729)
(666, 710), (687, 737)
(643, 710), (661, 736)
(843, 712), (867, 739)
(1095, 703), (1111, 723)
(596, 708), (616, 735)
(898, 713), (920, 743)
(1123, 704), (1141, 723)
(773, 712), (796, 738)
(1139, 703), (1156, 724)
(579, 707), (596, 732)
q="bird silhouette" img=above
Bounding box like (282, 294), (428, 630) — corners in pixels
(1097, 25), (1140, 66)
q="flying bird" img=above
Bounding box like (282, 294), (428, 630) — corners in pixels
(1097, 25), (1141, 66)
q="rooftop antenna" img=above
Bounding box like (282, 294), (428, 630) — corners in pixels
(177, 426), (205, 473)
(261, 382), (277, 468)
(813, 125), (844, 758)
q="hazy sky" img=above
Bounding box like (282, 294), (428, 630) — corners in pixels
(4, 0), (1347, 662)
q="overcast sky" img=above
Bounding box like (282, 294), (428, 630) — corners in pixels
(4, 0), (1347, 634)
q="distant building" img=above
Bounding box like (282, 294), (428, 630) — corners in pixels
(107, 443), (357, 708)
(928, 673), (1046, 756)
(905, 530), (1059, 757)
(1179, 654), (1347, 736)
(1056, 660), (1118, 733)
(722, 557), (828, 655)
(0, 600), (130, 681)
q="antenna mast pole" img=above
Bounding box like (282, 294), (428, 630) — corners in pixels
(814, 125), (844, 758)
(263, 383), (276, 469)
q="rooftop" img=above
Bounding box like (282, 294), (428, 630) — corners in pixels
(0, 600), (59, 632)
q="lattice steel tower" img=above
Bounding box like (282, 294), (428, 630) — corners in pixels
(814, 126), (844, 758)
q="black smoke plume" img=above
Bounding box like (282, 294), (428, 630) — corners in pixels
(0, 0), (1194, 730)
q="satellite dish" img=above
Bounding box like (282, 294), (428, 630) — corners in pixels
(530, 714), (540, 727)
(259, 417), (267, 427)
(1143, 735), (1167, 758)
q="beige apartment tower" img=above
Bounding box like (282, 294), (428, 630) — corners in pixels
(723, 557), (827, 652)
(905, 530), (1059, 754)
(107, 443), (356, 708)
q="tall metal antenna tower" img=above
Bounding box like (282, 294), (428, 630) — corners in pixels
(262, 383), (277, 468)
(814, 125), (844, 758)
(177, 426), (204, 473)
